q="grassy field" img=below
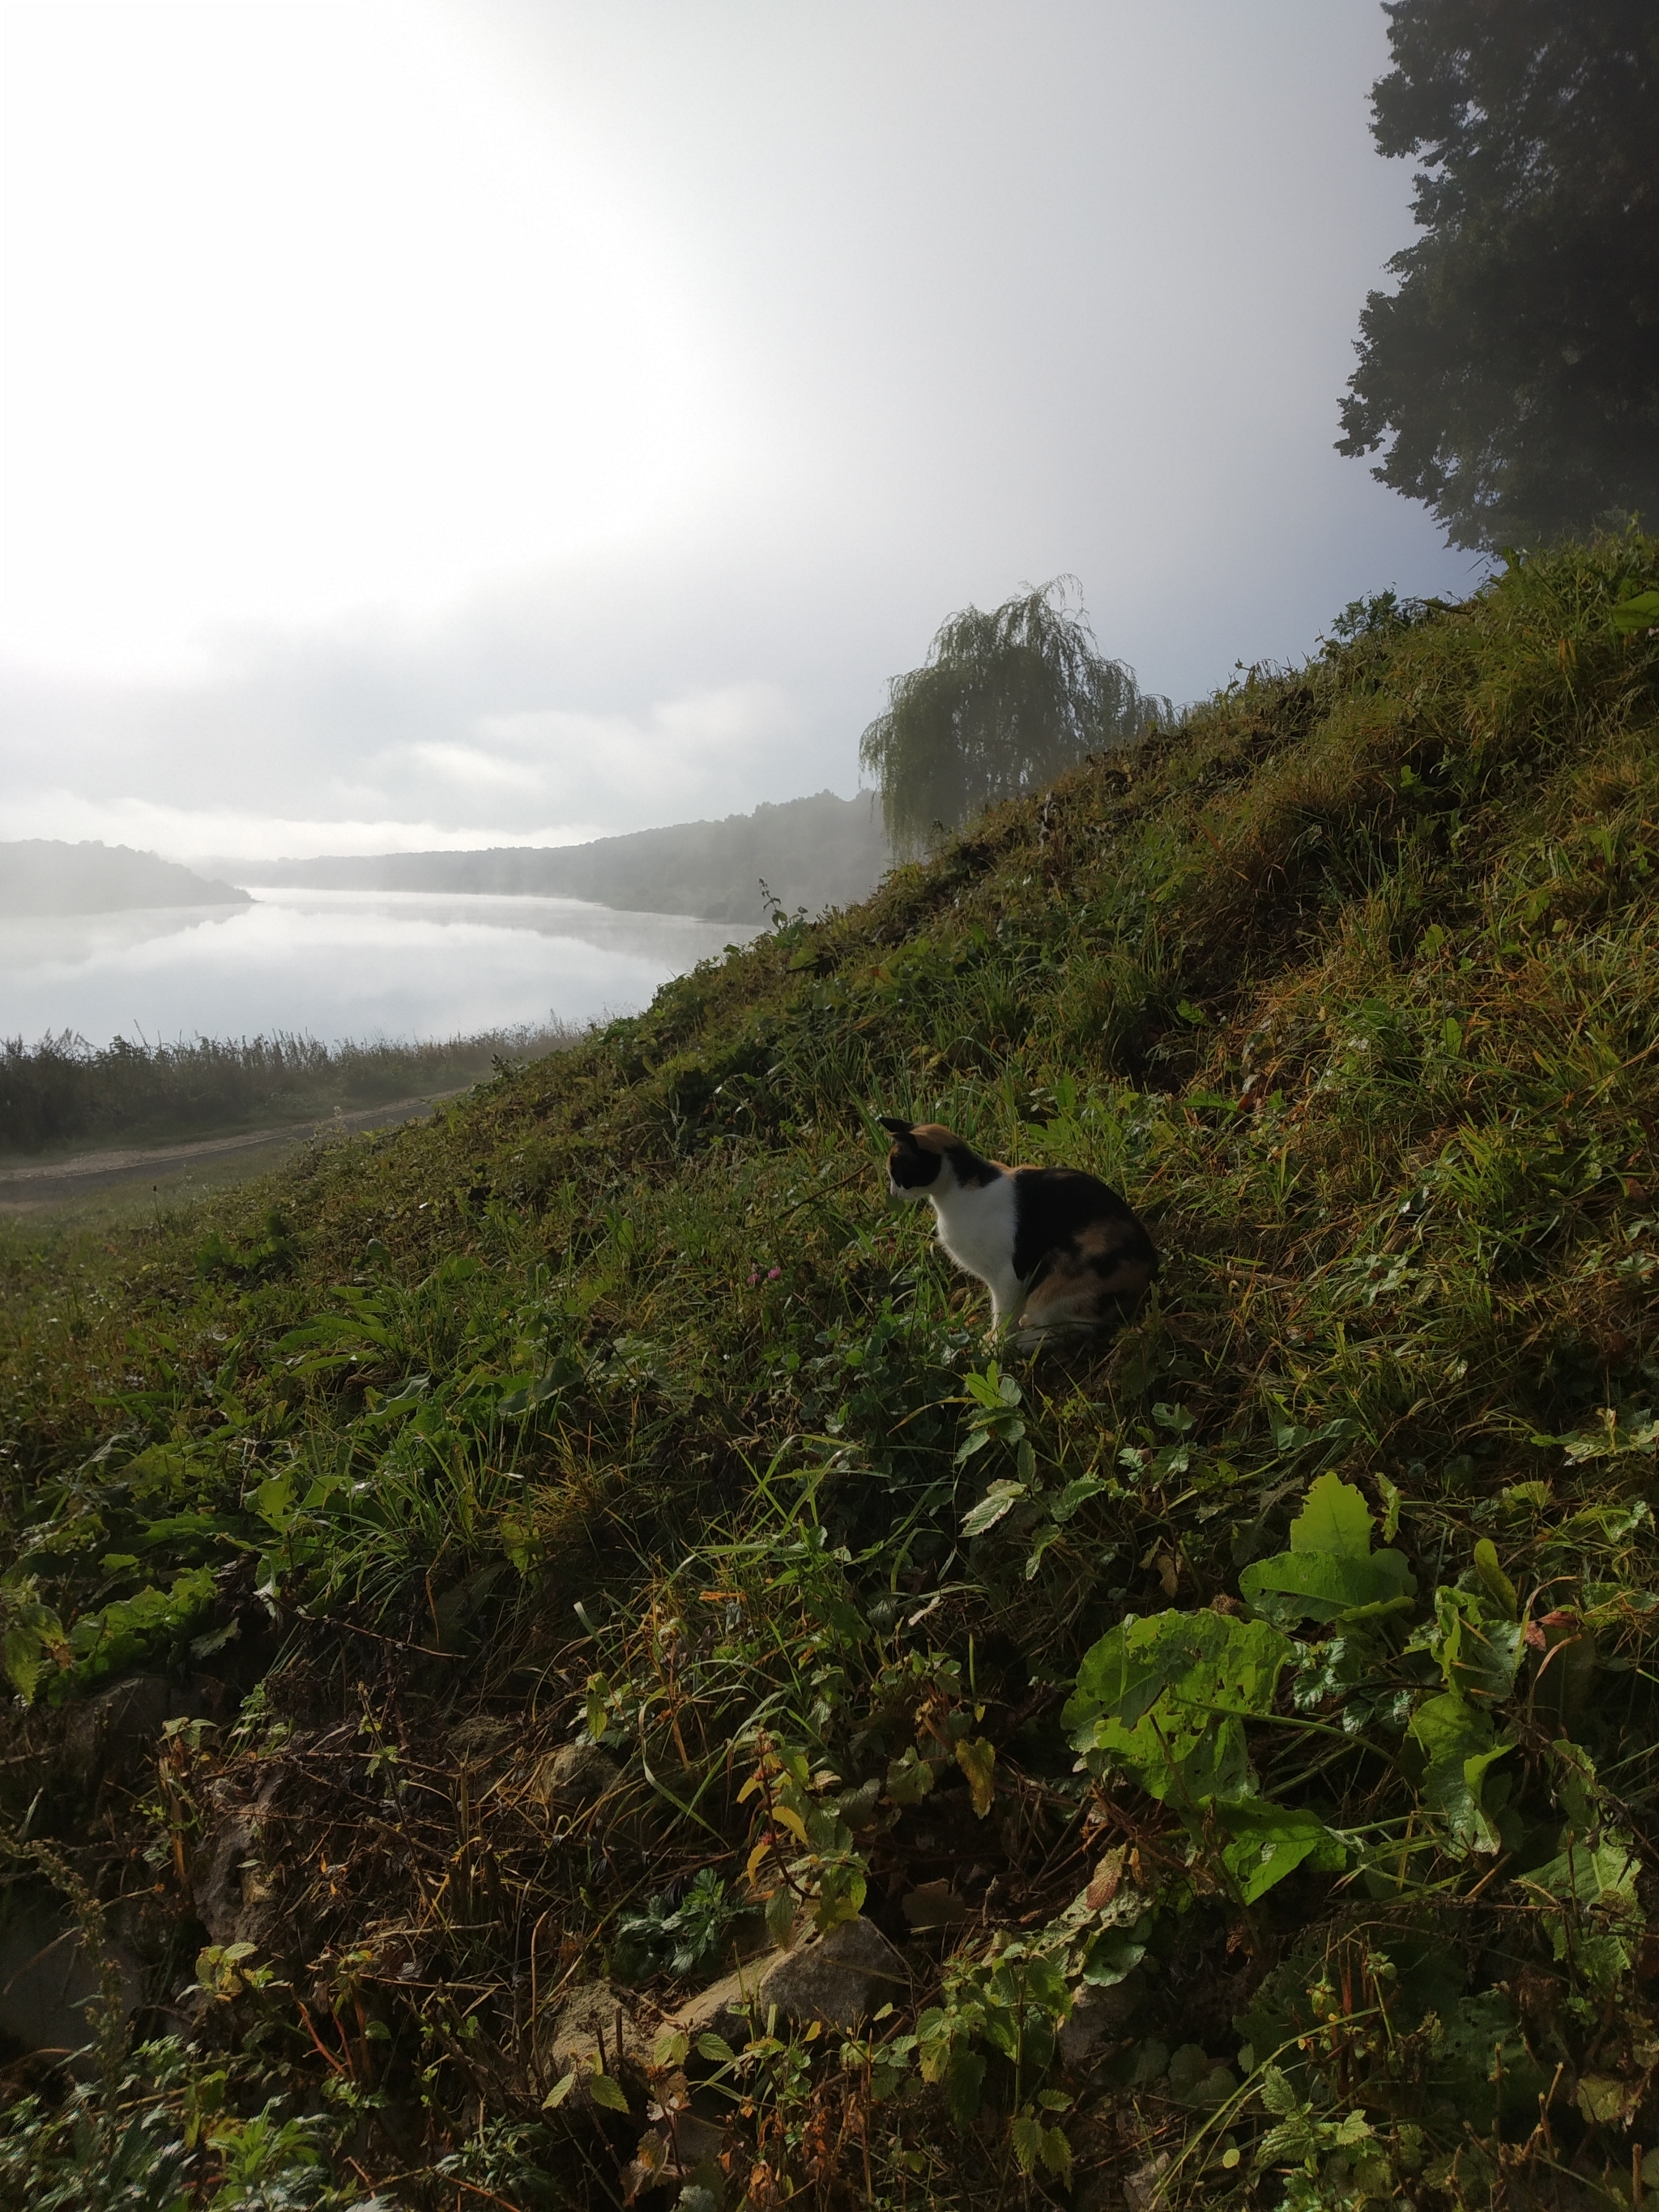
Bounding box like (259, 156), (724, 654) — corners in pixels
(2, 536), (1659, 2210)
(0, 1025), (579, 1158)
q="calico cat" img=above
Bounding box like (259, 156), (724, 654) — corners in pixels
(879, 1117), (1157, 1346)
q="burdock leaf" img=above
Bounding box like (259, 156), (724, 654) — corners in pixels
(1064, 1609), (1291, 1804)
(1290, 1473), (1375, 1558)
(1215, 1799), (1346, 1903)
(1410, 1692), (1512, 1854)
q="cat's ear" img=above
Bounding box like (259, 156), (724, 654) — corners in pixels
(878, 1116), (915, 1138)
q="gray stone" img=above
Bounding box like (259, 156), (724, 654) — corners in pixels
(1123, 2152), (1172, 2212)
(61, 1674), (224, 1796)
(544, 1978), (642, 2077)
(756, 1918), (907, 2032)
(0, 1888), (143, 2067)
(1058, 1971), (1146, 2071)
(536, 1742), (621, 1812)
(192, 1814), (275, 1949)
(450, 1716), (516, 1765)
(666, 1956), (776, 2050)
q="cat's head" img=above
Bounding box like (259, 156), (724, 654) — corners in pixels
(879, 1117), (965, 1202)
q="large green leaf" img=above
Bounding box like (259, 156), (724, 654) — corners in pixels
(1063, 1609), (1291, 1803)
(1610, 589), (1659, 633)
(1516, 1836), (1641, 1993)
(1519, 1835), (1639, 1917)
(1290, 1471), (1374, 1558)
(1214, 1800), (1346, 1903)
(1410, 1692), (1512, 1855)
(1239, 1473), (1415, 1626)
(1423, 1586), (1525, 1703)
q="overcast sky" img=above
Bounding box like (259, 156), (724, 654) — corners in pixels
(0, 0), (1479, 864)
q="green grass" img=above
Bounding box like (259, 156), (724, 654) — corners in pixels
(2, 535), (1659, 2209)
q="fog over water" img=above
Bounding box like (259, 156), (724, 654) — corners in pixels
(2, 1), (1478, 882)
(0, 892), (749, 1051)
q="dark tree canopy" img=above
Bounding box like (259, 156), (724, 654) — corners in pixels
(1337, 0), (1659, 550)
(858, 582), (1163, 854)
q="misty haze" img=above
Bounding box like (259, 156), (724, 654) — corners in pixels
(5, 2), (1656, 2201)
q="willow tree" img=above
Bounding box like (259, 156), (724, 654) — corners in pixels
(859, 580), (1164, 854)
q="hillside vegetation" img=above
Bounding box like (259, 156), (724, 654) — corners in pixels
(3, 538), (1659, 2211)
(237, 790), (888, 925)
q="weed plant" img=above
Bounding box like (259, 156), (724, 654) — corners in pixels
(0, 1022), (579, 1156)
(1, 539), (1658, 2207)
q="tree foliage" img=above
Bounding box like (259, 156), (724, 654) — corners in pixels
(1337, 0), (1659, 550)
(858, 580), (1163, 853)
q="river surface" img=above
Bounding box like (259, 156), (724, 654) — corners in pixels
(0, 889), (754, 1047)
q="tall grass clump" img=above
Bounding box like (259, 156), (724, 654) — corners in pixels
(1, 535), (1657, 2208)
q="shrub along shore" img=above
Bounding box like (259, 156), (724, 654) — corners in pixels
(2, 538), (1659, 2208)
(0, 1025), (579, 1157)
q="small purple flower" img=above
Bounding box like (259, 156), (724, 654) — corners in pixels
(748, 1272), (760, 1285)
(768, 1266), (782, 1279)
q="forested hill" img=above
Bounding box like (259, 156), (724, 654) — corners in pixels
(5, 539), (1659, 2208)
(0, 838), (249, 915)
(236, 787), (889, 923)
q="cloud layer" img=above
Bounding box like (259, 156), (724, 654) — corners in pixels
(1, 0), (1480, 863)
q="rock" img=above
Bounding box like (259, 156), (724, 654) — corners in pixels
(1058, 1971), (1145, 2071)
(667, 1957), (775, 2050)
(1123, 2151), (1171, 2211)
(62, 1677), (168, 1795)
(191, 1763), (286, 1952)
(535, 1742), (621, 1812)
(901, 1879), (972, 1931)
(61, 1673), (227, 1798)
(0, 1886), (143, 2068)
(543, 1978), (643, 2077)
(624, 2112), (727, 2199)
(450, 1716), (516, 1765)
(192, 1813), (275, 1949)
(756, 1918), (907, 2032)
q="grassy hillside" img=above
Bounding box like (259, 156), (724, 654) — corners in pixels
(2, 536), (1659, 2210)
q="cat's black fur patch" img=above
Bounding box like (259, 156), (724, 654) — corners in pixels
(881, 1120), (943, 1190)
(1010, 1167), (1157, 1287)
(880, 1117), (1000, 1191)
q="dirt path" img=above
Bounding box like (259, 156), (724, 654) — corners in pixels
(0, 1091), (467, 1211)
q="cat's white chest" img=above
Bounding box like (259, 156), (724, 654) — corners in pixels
(929, 1175), (1022, 1319)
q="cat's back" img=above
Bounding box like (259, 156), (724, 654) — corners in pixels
(1009, 1163), (1156, 1283)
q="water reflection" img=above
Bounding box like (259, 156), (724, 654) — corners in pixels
(0, 889), (755, 1046)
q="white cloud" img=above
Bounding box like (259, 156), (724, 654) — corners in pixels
(463, 682), (800, 822)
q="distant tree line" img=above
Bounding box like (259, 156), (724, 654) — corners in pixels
(237, 792), (887, 924)
(0, 840), (247, 917)
(0, 1026), (574, 1155)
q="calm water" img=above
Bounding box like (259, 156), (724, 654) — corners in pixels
(0, 889), (755, 1048)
